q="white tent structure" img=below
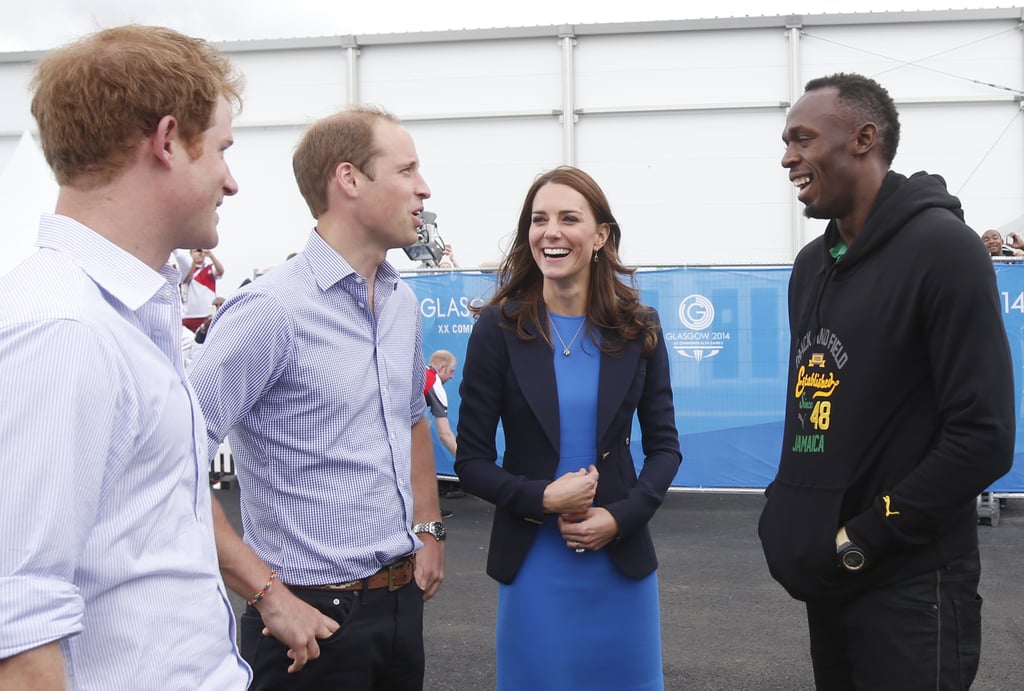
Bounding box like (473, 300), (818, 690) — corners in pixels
(0, 131), (56, 275)
(1, 8), (1022, 289)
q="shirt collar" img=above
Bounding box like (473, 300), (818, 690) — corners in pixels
(36, 213), (173, 310)
(829, 240), (848, 262)
(303, 228), (401, 291)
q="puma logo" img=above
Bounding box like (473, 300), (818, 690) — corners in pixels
(883, 495), (901, 517)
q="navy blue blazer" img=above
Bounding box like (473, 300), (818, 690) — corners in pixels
(455, 303), (682, 584)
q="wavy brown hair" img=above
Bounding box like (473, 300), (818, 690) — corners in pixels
(30, 25), (244, 188)
(478, 166), (659, 356)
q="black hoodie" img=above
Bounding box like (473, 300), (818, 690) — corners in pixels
(758, 171), (1015, 602)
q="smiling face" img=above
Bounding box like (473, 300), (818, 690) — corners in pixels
(781, 87), (861, 222)
(354, 120), (431, 251)
(171, 96), (238, 250)
(982, 230), (1004, 256)
(528, 182), (609, 292)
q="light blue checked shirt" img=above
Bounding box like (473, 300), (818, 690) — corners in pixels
(190, 229), (427, 586)
(0, 214), (250, 689)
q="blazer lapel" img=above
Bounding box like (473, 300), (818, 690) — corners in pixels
(506, 316), (561, 454)
(595, 332), (641, 444)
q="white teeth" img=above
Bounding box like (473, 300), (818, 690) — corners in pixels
(544, 249), (570, 257)
(793, 177), (810, 188)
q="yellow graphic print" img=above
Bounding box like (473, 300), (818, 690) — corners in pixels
(791, 352), (839, 453)
(794, 365), (841, 400)
(883, 495), (901, 517)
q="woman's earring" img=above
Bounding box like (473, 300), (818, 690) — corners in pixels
(593, 249), (599, 263)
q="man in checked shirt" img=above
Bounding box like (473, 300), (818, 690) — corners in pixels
(191, 105), (445, 690)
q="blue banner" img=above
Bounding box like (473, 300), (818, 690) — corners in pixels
(410, 265), (1024, 491)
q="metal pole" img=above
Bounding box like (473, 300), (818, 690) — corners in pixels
(342, 36), (360, 104)
(786, 19), (804, 259)
(559, 27), (577, 166)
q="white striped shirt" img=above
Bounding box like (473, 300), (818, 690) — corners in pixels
(189, 229), (427, 585)
(0, 215), (250, 688)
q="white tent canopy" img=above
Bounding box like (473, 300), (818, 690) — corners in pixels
(0, 131), (57, 276)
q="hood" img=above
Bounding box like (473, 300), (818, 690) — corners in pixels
(821, 171), (965, 268)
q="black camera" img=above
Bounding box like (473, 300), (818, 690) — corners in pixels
(403, 211), (446, 267)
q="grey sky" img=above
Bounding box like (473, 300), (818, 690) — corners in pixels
(0, 0), (1007, 52)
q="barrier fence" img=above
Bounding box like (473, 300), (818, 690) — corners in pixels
(410, 264), (1024, 492)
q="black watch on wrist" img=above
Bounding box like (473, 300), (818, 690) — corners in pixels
(413, 521), (447, 542)
(837, 540), (867, 572)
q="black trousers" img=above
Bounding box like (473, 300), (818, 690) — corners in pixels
(241, 581), (425, 690)
(805, 550), (982, 691)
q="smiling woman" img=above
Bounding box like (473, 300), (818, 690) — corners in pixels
(455, 165), (681, 690)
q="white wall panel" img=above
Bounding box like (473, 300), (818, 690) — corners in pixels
(896, 102), (1024, 232)
(229, 48), (349, 125)
(359, 38), (561, 116)
(213, 125), (312, 288)
(0, 61), (35, 134)
(1, 10), (1022, 286)
(395, 117), (564, 267)
(575, 29), (790, 108)
(575, 109), (795, 265)
(798, 20), (1022, 101)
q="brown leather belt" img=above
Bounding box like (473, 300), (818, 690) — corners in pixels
(289, 555), (415, 593)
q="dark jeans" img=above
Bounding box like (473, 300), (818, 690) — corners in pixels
(241, 581), (425, 690)
(806, 550), (982, 691)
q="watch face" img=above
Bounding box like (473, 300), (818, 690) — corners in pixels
(416, 521), (446, 540)
(841, 548), (866, 571)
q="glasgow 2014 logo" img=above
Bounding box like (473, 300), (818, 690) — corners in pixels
(667, 294), (730, 361)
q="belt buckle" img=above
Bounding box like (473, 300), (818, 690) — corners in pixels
(385, 560), (401, 593)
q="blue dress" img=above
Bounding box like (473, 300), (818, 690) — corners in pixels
(495, 314), (664, 691)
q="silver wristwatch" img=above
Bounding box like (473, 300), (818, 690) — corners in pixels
(413, 521), (447, 541)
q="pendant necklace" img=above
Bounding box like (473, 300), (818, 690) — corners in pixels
(550, 316), (586, 356)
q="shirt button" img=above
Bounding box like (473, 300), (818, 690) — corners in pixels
(357, 302), (365, 309)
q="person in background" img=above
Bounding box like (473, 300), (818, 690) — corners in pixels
(438, 243), (459, 268)
(183, 296), (225, 368)
(982, 228), (1024, 257)
(190, 105), (444, 689)
(760, 72), (1015, 689)
(455, 165), (681, 690)
(181, 248), (225, 331)
(171, 247), (193, 282)
(425, 350), (458, 457)
(425, 349), (463, 507)
(0, 25), (249, 689)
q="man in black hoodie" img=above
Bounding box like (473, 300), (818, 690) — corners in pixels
(759, 73), (1015, 689)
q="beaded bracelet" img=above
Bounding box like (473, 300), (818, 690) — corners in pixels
(247, 571), (277, 606)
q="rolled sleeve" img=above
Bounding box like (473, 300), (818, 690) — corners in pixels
(0, 321), (123, 656)
(0, 576), (83, 658)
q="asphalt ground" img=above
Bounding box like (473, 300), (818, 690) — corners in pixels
(215, 486), (1024, 690)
